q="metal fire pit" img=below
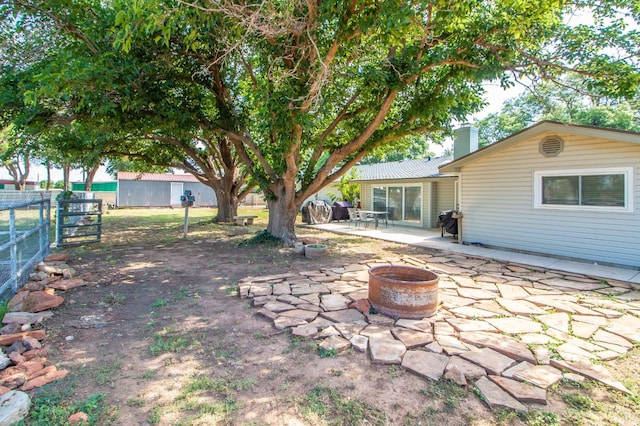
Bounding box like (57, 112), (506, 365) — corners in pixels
(368, 265), (439, 319)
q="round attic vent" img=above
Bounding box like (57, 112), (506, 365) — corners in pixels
(539, 135), (564, 157)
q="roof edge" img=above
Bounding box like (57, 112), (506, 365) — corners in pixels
(439, 121), (640, 173)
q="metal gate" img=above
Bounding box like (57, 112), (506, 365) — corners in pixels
(56, 199), (103, 246)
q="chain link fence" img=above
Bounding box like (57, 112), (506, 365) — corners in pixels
(0, 198), (51, 301)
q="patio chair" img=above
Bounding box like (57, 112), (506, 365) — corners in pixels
(347, 208), (358, 228)
(356, 210), (374, 229)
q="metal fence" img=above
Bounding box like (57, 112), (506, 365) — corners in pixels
(56, 199), (102, 246)
(0, 199), (51, 300)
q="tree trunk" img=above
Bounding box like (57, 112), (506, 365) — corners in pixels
(266, 184), (301, 246)
(214, 189), (239, 222)
(62, 164), (71, 191)
(45, 160), (52, 190)
(84, 166), (99, 191)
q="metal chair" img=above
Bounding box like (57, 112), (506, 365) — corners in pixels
(356, 210), (374, 229)
(346, 208), (358, 227)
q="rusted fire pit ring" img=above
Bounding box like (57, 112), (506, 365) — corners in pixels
(368, 265), (439, 319)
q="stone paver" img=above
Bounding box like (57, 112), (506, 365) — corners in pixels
(551, 359), (631, 394)
(496, 298), (547, 316)
(368, 337), (406, 364)
(350, 335), (368, 352)
(535, 312), (570, 333)
(459, 331), (536, 364)
(486, 317), (543, 334)
(445, 356), (487, 380)
(319, 335), (351, 354)
(460, 348), (516, 376)
(320, 309), (365, 323)
(401, 350), (449, 381)
(446, 318), (497, 332)
(391, 328), (434, 349)
(512, 365), (563, 389)
(475, 377), (528, 412)
(320, 294), (351, 311)
(496, 284), (530, 299)
(489, 376), (547, 405)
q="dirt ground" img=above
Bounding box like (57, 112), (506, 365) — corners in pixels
(30, 208), (640, 425)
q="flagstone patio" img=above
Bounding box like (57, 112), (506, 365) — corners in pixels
(238, 253), (640, 411)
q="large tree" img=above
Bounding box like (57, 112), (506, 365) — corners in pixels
(477, 79), (640, 146)
(2, 0), (253, 221)
(114, 0), (639, 244)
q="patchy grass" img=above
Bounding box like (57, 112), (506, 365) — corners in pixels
(94, 360), (122, 387)
(20, 389), (114, 425)
(297, 386), (387, 425)
(149, 328), (192, 356)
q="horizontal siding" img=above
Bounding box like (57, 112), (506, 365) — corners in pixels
(459, 132), (640, 267)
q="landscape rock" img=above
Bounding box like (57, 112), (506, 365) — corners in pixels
(459, 331), (536, 364)
(445, 356), (487, 380)
(2, 312), (53, 326)
(475, 376), (528, 412)
(0, 330), (46, 346)
(21, 291), (64, 313)
(44, 254), (68, 262)
(401, 350), (449, 381)
(444, 366), (467, 387)
(391, 327), (434, 349)
(0, 351), (10, 370)
(550, 359), (631, 394)
(512, 364), (563, 389)
(69, 411), (89, 425)
(368, 337), (406, 364)
(460, 348), (516, 376)
(0, 390), (31, 425)
(21, 369), (69, 391)
(47, 278), (86, 291)
(488, 375), (547, 405)
(318, 335), (351, 354)
(349, 335), (368, 352)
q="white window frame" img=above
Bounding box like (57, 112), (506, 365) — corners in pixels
(371, 184), (423, 224)
(533, 167), (634, 212)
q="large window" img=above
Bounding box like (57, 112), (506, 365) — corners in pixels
(534, 168), (633, 212)
(371, 185), (422, 223)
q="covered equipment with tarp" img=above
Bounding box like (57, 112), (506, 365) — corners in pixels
(331, 201), (353, 221)
(301, 200), (333, 224)
(437, 210), (459, 237)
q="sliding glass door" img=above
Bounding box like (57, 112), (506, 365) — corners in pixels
(371, 185), (422, 224)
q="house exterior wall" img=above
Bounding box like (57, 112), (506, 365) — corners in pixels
(359, 177), (457, 228)
(457, 131), (640, 268)
(117, 180), (218, 207)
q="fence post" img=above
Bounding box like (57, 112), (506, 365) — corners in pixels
(9, 209), (18, 293)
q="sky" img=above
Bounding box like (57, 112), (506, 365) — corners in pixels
(0, 83), (522, 183)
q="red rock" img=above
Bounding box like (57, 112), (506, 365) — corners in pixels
(0, 386), (10, 396)
(348, 298), (372, 315)
(45, 254), (68, 262)
(22, 291), (63, 312)
(0, 372), (27, 389)
(20, 369), (68, 391)
(7, 352), (24, 365)
(22, 347), (48, 360)
(29, 365), (56, 380)
(21, 337), (41, 351)
(19, 359), (45, 377)
(23, 281), (48, 291)
(48, 275), (62, 283)
(43, 288), (56, 296)
(47, 278), (85, 291)
(7, 292), (28, 312)
(68, 411), (88, 425)
(0, 330), (46, 346)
